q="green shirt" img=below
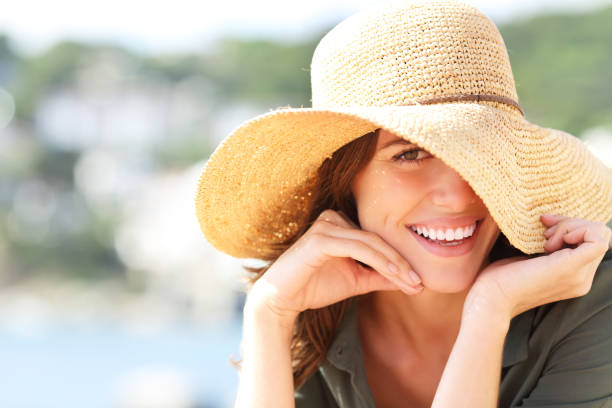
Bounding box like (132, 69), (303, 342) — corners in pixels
(295, 250), (612, 407)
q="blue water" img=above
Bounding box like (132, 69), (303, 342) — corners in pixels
(0, 320), (242, 407)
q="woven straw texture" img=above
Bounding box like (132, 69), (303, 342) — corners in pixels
(195, 0), (612, 259)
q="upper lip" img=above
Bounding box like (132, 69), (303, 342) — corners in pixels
(408, 217), (483, 230)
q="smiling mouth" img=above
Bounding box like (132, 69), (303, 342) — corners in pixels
(409, 219), (482, 244)
(406, 219), (483, 256)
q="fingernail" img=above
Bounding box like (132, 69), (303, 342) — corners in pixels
(399, 281), (423, 295)
(399, 271), (414, 286)
(409, 270), (422, 285)
(388, 262), (399, 275)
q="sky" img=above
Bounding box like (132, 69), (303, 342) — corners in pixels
(1, 0), (612, 56)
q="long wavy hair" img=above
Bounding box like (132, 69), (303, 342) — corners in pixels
(240, 128), (526, 388)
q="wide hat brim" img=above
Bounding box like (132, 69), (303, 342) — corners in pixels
(195, 102), (612, 259)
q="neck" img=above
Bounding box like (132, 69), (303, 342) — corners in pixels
(357, 254), (495, 359)
(358, 287), (469, 355)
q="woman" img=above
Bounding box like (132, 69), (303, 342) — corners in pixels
(195, 1), (612, 407)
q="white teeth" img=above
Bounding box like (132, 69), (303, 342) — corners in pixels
(467, 224), (475, 236)
(454, 228), (464, 240)
(429, 228), (437, 238)
(411, 221), (478, 241)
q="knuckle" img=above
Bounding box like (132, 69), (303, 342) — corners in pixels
(310, 219), (329, 234)
(309, 221), (324, 234)
(317, 209), (338, 221)
(311, 218), (337, 233)
(304, 232), (325, 248)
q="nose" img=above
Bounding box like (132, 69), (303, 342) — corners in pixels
(429, 162), (478, 211)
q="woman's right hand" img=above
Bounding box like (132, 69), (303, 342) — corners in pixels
(247, 209), (424, 321)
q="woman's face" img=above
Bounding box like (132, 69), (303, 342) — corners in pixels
(351, 129), (501, 293)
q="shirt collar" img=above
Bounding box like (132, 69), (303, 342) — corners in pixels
(326, 295), (536, 372)
(325, 298), (376, 407)
(327, 298), (361, 372)
(502, 307), (535, 367)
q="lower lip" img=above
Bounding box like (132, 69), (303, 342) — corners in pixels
(407, 220), (482, 258)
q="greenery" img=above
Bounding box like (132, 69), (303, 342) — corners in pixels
(1, 5), (611, 282)
(501, 5), (612, 135)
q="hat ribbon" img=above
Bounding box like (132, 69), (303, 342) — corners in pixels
(400, 93), (524, 116)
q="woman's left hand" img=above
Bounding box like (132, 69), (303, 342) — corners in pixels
(464, 214), (612, 322)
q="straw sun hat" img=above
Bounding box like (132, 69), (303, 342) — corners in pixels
(195, 0), (612, 259)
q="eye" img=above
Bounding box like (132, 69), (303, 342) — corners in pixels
(392, 148), (432, 165)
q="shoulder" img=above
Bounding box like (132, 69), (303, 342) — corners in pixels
(506, 251), (612, 362)
(499, 251), (612, 406)
(547, 250), (612, 340)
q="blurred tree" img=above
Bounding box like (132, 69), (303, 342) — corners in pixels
(11, 42), (139, 121)
(0, 34), (20, 87)
(11, 41), (87, 121)
(501, 5), (612, 135)
(205, 36), (319, 106)
(0, 35), (15, 59)
(2, 3), (612, 283)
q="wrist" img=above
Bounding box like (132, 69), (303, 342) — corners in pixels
(244, 291), (299, 333)
(462, 285), (512, 333)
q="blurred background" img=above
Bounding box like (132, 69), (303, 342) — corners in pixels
(1, 0), (612, 407)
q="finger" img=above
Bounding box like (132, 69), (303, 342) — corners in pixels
(545, 221), (609, 266)
(544, 218), (588, 252)
(336, 210), (360, 228)
(562, 226), (589, 245)
(317, 209), (353, 226)
(313, 210), (422, 287)
(543, 224), (558, 238)
(540, 214), (569, 227)
(320, 222), (421, 287)
(352, 264), (408, 295)
(570, 223), (612, 265)
(311, 210), (354, 235)
(314, 234), (423, 294)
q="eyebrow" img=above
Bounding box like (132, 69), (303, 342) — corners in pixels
(378, 138), (416, 150)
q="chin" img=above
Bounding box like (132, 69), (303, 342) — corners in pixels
(416, 265), (479, 293)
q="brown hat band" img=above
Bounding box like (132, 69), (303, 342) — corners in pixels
(401, 94), (524, 116)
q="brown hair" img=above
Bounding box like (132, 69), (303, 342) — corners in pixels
(240, 129), (379, 387)
(239, 128), (527, 388)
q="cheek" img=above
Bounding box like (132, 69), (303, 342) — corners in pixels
(377, 168), (430, 199)
(483, 221), (502, 250)
(389, 170), (430, 191)
(354, 169), (427, 216)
